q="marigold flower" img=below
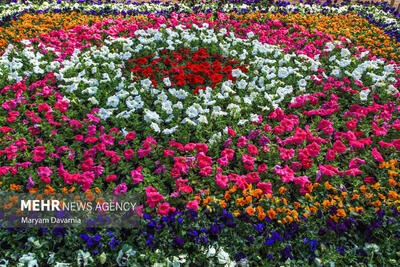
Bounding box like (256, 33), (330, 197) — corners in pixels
(246, 206), (255, 216)
(267, 208), (276, 220)
(388, 191), (398, 200)
(279, 186), (286, 195)
(373, 200), (382, 207)
(337, 209), (346, 217)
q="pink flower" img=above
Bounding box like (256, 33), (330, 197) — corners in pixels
(246, 172), (260, 183)
(131, 166), (143, 184)
(257, 182), (272, 194)
(237, 136), (248, 147)
(364, 177), (376, 185)
(306, 142), (321, 157)
(392, 139), (400, 151)
(2, 100), (16, 110)
(293, 176), (310, 188)
(268, 108), (285, 121)
(317, 119), (335, 135)
(319, 164), (342, 177)
(325, 149), (336, 161)
(105, 174), (117, 182)
(281, 118), (294, 131)
(273, 125), (285, 135)
(75, 135), (84, 142)
(345, 168), (363, 176)
(278, 146), (295, 161)
(247, 144), (258, 155)
(195, 143), (208, 154)
(349, 157), (366, 169)
(137, 148), (152, 158)
(40, 176), (51, 183)
(134, 205), (144, 217)
(126, 131), (136, 141)
(346, 119), (358, 130)
(146, 190), (165, 208)
(216, 174), (228, 188)
(186, 200), (199, 211)
(32, 146), (46, 162)
(124, 149), (135, 159)
(378, 141), (393, 148)
(228, 128), (237, 137)
(221, 149), (235, 160)
(163, 149), (175, 157)
(157, 202), (174, 216)
(371, 148), (384, 163)
(113, 183), (128, 195)
(111, 155), (121, 163)
(38, 103), (51, 113)
(257, 163), (267, 173)
(197, 152), (212, 168)
(199, 166), (212, 176)
(333, 140), (346, 154)
(217, 156), (229, 167)
(38, 167), (52, 177)
(372, 123), (388, 136)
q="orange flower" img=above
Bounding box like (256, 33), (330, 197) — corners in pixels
(236, 197), (246, 207)
(389, 178), (397, 186)
(258, 212), (266, 221)
(279, 186), (286, 195)
(219, 200), (227, 208)
(246, 206), (255, 216)
(86, 192), (95, 202)
(267, 208), (276, 220)
(388, 191), (398, 200)
(29, 188), (39, 194)
(44, 185), (55, 195)
(337, 209), (346, 217)
(250, 189), (263, 199)
(356, 207), (364, 213)
(224, 191), (231, 201)
(293, 202), (301, 209)
(245, 195), (253, 204)
(9, 196), (19, 203)
(373, 200), (382, 207)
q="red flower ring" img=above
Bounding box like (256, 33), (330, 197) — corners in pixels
(124, 48), (248, 95)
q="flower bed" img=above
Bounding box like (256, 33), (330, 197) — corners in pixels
(0, 0), (400, 266)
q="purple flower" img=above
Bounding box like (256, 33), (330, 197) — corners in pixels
(26, 177), (34, 190)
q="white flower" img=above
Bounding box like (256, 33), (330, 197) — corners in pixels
(206, 246), (216, 258)
(298, 79), (307, 87)
(107, 95), (120, 107)
(250, 113), (259, 123)
(141, 78), (152, 89)
(162, 126), (177, 135)
(176, 89), (188, 99)
(28, 237), (42, 248)
(186, 105), (199, 118)
(359, 88), (370, 101)
(278, 67), (289, 79)
(144, 109), (161, 122)
(247, 31), (255, 38)
(163, 77), (172, 87)
(19, 253), (38, 267)
(237, 79), (248, 90)
(174, 102), (183, 109)
(198, 115), (208, 124)
(232, 68), (242, 78)
(150, 122), (160, 133)
(217, 249), (231, 265)
(97, 108), (113, 120)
